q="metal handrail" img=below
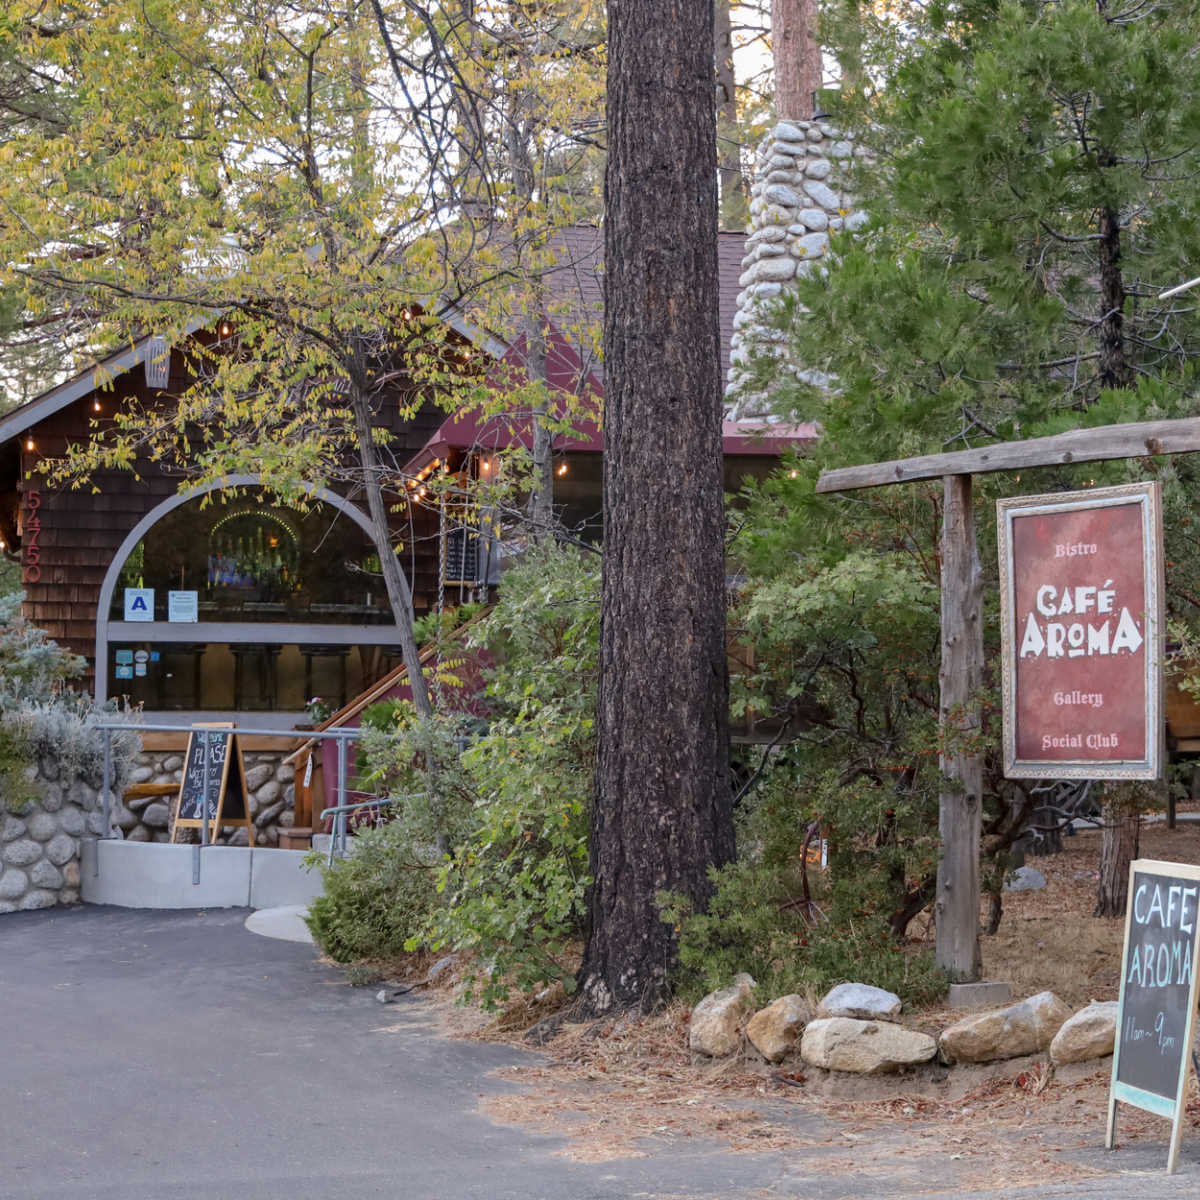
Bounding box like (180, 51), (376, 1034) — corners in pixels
(93, 719), (362, 884)
(318, 794), (422, 865)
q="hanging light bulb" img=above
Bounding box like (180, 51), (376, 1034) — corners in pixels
(25, 435), (34, 452)
(556, 462), (568, 477)
(218, 319), (234, 339)
(93, 398), (102, 413)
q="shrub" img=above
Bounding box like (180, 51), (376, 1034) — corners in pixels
(306, 817), (443, 963)
(309, 542), (599, 1006)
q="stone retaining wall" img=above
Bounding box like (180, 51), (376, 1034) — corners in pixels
(118, 750), (297, 846)
(0, 758), (111, 912)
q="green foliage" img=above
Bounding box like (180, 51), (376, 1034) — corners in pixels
(310, 543), (599, 1006)
(713, 0), (1200, 977)
(0, 595), (138, 810)
(306, 817), (442, 964)
(663, 858), (946, 1007)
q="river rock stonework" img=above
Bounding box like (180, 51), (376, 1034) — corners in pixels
(725, 120), (868, 420)
(0, 764), (106, 912)
(127, 750), (296, 846)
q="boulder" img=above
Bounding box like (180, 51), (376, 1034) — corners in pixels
(141, 802), (171, 829)
(0, 816), (26, 843)
(244, 763), (275, 792)
(939, 991), (1071, 1064)
(819, 982), (902, 1021)
(747, 995), (811, 1063)
(1050, 1001), (1118, 1065)
(801, 1018), (936, 1074)
(688, 973), (756, 1058)
(1005, 866), (1047, 892)
(2, 838), (40, 867)
(45, 833), (77, 866)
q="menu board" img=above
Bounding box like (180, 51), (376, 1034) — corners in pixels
(170, 724), (253, 844)
(1107, 859), (1200, 1173)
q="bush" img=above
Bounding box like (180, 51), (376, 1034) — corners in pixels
(0, 594), (138, 809)
(663, 857), (946, 1007)
(306, 817), (443, 962)
(309, 543), (600, 1004)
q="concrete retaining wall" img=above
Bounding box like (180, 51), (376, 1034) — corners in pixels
(80, 840), (324, 909)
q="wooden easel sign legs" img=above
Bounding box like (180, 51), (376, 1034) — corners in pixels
(1106, 859), (1200, 1173)
(170, 722), (255, 846)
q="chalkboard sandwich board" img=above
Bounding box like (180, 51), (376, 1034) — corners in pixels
(170, 723), (255, 846)
(1107, 858), (1200, 1173)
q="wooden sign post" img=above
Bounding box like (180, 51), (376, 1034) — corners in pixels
(1107, 859), (1200, 1173)
(816, 416), (1200, 984)
(170, 722), (255, 845)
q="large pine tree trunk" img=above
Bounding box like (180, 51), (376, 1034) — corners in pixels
(771, 0), (821, 120)
(714, 0), (747, 225)
(578, 0), (734, 1015)
(1095, 784), (1141, 918)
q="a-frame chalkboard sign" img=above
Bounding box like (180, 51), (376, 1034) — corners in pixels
(1106, 859), (1200, 1173)
(170, 723), (255, 846)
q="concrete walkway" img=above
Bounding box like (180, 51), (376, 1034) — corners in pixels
(2, 907), (1198, 1199)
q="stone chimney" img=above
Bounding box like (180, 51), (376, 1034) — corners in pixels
(725, 120), (867, 419)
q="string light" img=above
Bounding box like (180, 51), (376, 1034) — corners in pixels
(218, 319), (234, 339)
(25, 436), (34, 452)
(480, 458), (491, 474)
(556, 462), (568, 477)
(93, 399), (102, 413)
(788, 469), (798, 479)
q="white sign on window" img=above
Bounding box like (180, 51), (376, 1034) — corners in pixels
(168, 590), (199, 623)
(124, 588), (154, 621)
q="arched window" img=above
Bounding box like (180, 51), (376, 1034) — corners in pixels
(97, 484), (408, 719)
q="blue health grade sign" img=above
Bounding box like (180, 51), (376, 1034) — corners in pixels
(1107, 859), (1200, 1173)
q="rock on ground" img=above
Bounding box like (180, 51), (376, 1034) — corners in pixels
(688, 973), (756, 1058)
(819, 982), (901, 1021)
(1050, 1001), (1118, 1065)
(800, 1018), (936, 1074)
(747, 995), (811, 1063)
(940, 991), (1071, 1065)
(1005, 866), (1047, 892)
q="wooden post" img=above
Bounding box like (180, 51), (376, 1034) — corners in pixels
(935, 474), (983, 982)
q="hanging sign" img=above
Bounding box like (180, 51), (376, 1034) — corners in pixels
(170, 723), (255, 845)
(1107, 859), (1200, 1173)
(997, 482), (1163, 780)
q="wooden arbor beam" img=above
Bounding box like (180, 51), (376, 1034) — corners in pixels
(814, 417), (1200, 494)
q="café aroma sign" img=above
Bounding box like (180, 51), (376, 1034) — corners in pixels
(997, 482), (1163, 780)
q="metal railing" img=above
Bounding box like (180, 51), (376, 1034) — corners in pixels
(95, 721), (361, 885)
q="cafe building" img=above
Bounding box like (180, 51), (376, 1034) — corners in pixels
(0, 227), (814, 841)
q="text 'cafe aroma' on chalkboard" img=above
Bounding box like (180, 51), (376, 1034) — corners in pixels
(1108, 859), (1200, 1173)
(170, 723), (255, 845)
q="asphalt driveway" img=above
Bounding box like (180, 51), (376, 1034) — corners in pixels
(0, 906), (788, 1200)
(3, 906), (1199, 1200)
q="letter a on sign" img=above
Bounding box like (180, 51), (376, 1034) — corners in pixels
(124, 587), (155, 621)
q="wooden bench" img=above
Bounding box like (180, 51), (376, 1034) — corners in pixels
(122, 782), (179, 802)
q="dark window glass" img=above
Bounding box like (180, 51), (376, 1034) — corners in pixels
(110, 490), (392, 624)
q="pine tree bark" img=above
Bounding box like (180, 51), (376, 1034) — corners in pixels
(1095, 784), (1141, 918)
(578, 0), (734, 1015)
(714, 0), (747, 225)
(771, 0), (821, 121)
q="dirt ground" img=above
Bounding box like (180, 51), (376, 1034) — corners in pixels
(366, 817), (1200, 1182)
